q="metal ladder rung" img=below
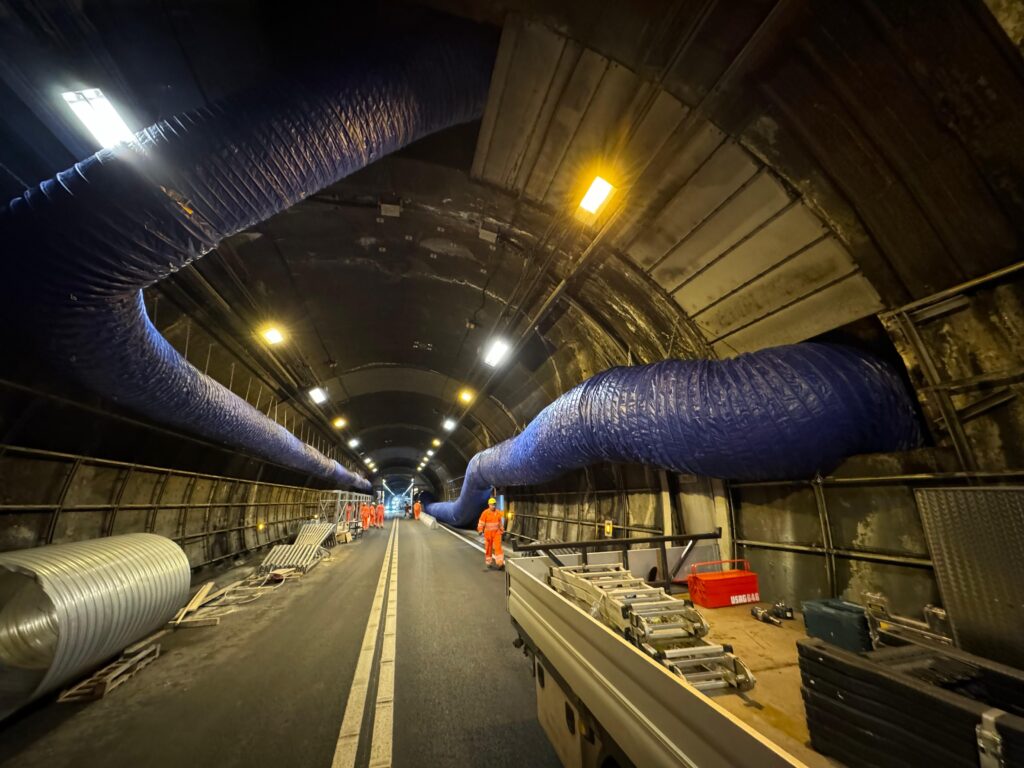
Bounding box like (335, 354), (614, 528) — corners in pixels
(667, 656), (730, 669)
(630, 602), (691, 613)
(660, 644), (726, 659)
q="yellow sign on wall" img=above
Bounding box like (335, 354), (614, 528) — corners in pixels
(604, 519), (614, 538)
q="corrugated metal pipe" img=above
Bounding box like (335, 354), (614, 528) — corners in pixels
(427, 343), (922, 527)
(0, 22), (496, 491)
(0, 533), (190, 719)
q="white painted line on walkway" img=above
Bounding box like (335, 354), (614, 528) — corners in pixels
(369, 525), (398, 768)
(436, 521), (486, 553)
(332, 522), (397, 768)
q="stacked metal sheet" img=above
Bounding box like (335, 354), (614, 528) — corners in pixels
(799, 638), (1024, 767)
(294, 522), (337, 548)
(259, 544), (324, 574)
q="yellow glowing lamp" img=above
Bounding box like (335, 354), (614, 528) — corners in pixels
(261, 326), (285, 345)
(603, 519), (614, 538)
(579, 176), (614, 214)
(332, 417), (347, 429)
(431, 438), (441, 447)
(458, 388), (475, 404)
(257, 522), (266, 532)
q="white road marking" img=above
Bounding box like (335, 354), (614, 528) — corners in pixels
(369, 526), (398, 768)
(332, 523), (397, 768)
(436, 521), (486, 553)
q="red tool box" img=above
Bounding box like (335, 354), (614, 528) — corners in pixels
(687, 559), (760, 608)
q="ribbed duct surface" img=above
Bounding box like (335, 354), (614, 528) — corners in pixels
(0, 22), (496, 490)
(428, 344), (921, 527)
(0, 533), (190, 719)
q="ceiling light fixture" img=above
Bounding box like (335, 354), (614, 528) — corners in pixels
(579, 176), (614, 214)
(348, 438), (360, 448)
(458, 388), (475, 404)
(363, 457), (372, 465)
(332, 417), (347, 429)
(261, 326), (285, 345)
(431, 438), (441, 447)
(308, 387), (327, 404)
(483, 338), (510, 367)
(61, 88), (135, 148)
(443, 418), (456, 432)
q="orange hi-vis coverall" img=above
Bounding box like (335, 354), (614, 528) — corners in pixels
(360, 503), (371, 530)
(376, 503), (385, 527)
(413, 501), (422, 520)
(344, 503), (354, 523)
(477, 508), (505, 567)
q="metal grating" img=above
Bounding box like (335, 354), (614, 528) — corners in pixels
(259, 544), (324, 574)
(915, 487), (1024, 668)
(293, 522), (336, 548)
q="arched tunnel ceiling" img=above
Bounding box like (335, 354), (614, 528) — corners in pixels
(199, 0), (1023, 485)
(3, 0), (1022, 489)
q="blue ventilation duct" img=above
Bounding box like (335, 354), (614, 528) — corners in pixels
(428, 344), (921, 527)
(0, 24), (496, 490)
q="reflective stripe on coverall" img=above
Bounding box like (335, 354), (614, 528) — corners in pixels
(477, 509), (504, 566)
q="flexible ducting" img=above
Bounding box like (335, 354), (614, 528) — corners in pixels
(0, 533), (190, 719)
(428, 343), (921, 527)
(0, 23), (496, 491)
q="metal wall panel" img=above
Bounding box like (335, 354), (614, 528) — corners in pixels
(916, 486), (1024, 667)
(470, 16), (880, 355)
(0, 445), (334, 569)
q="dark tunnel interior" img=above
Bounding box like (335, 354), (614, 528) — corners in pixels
(1, 1), (1024, 766)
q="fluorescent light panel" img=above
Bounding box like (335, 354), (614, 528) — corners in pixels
(443, 418), (456, 431)
(62, 89), (135, 148)
(579, 176), (613, 214)
(348, 438), (360, 448)
(308, 387), (327, 404)
(483, 338), (510, 367)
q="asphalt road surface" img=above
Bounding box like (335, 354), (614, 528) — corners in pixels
(0, 519), (560, 768)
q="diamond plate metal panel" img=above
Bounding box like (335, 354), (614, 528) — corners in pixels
(915, 487), (1024, 668)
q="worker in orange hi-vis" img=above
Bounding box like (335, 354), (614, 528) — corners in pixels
(360, 501), (371, 532)
(477, 497), (505, 570)
(344, 501), (354, 523)
(376, 501), (385, 528)
(413, 500), (422, 520)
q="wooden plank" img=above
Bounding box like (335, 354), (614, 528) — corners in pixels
(173, 581), (215, 625)
(58, 644), (160, 702)
(124, 629), (170, 656)
(198, 579), (245, 608)
(173, 616), (221, 628)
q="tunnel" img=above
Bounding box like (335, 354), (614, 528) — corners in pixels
(1, 2), (1023, 767)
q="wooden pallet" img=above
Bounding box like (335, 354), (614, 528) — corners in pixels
(58, 643), (160, 703)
